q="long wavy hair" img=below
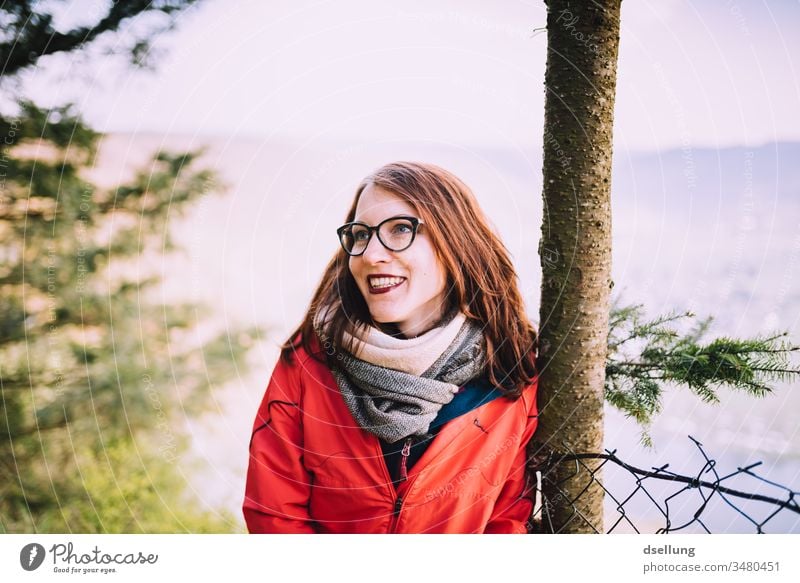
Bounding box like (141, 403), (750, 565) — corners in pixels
(281, 161), (537, 397)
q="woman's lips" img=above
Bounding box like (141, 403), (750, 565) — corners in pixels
(368, 276), (406, 295)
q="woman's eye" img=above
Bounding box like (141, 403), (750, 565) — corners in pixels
(392, 223), (411, 234)
(352, 228), (370, 241)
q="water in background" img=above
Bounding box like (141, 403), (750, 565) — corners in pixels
(93, 134), (800, 532)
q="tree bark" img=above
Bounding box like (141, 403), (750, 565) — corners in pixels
(529, 0), (622, 533)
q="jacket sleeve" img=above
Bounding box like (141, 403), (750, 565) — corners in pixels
(483, 381), (539, 534)
(243, 354), (316, 533)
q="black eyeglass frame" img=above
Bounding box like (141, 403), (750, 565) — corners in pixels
(336, 215), (425, 257)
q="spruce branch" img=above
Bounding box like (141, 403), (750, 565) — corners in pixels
(605, 302), (800, 446)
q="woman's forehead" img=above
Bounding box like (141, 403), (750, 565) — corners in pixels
(354, 184), (416, 223)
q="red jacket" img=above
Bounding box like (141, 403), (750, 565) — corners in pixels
(243, 336), (539, 533)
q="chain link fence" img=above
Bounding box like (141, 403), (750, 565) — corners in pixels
(529, 436), (799, 533)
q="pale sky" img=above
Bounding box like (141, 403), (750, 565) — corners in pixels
(17, 0), (800, 151)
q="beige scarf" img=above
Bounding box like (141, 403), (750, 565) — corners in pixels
(315, 308), (487, 443)
(341, 312), (467, 375)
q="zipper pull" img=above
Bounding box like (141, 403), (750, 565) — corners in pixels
(399, 437), (412, 482)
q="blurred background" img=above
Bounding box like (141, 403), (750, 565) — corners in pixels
(1, 0), (798, 533)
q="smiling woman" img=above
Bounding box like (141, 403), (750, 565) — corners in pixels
(243, 161), (539, 534)
(345, 187), (448, 340)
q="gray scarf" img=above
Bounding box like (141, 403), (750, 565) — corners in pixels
(322, 311), (487, 443)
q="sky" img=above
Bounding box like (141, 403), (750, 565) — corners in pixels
(17, 0), (800, 152)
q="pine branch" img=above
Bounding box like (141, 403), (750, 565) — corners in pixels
(0, 1), (203, 80)
(605, 301), (800, 446)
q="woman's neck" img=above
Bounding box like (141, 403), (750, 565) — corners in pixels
(376, 306), (459, 340)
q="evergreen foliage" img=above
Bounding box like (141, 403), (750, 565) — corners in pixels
(606, 301), (800, 446)
(0, 0), (257, 534)
(0, 0), (201, 79)
(0, 101), (256, 532)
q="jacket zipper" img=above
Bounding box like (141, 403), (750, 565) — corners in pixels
(399, 437), (412, 482)
(387, 437), (413, 533)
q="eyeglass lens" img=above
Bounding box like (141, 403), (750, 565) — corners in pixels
(341, 218), (415, 255)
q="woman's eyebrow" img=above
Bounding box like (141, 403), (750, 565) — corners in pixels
(351, 214), (409, 225)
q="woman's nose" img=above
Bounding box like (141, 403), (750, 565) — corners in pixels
(361, 233), (392, 263)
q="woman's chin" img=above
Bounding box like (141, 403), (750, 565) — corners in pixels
(371, 313), (403, 326)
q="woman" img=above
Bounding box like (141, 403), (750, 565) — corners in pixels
(243, 161), (539, 533)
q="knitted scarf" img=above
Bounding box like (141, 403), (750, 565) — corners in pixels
(315, 308), (487, 443)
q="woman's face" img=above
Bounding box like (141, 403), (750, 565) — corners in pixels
(349, 184), (448, 338)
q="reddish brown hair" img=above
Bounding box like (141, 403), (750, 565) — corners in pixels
(281, 161), (537, 397)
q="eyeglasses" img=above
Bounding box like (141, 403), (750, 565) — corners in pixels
(336, 215), (424, 257)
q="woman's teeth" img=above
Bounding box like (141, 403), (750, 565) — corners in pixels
(370, 277), (404, 289)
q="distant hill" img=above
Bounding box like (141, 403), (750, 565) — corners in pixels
(613, 141), (800, 214)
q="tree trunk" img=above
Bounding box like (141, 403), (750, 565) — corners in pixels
(529, 0), (622, 533)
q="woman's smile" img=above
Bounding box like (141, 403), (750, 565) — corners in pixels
(368, 274), (406, 294)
